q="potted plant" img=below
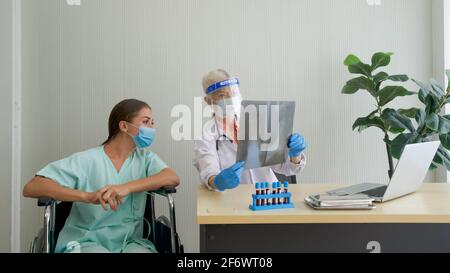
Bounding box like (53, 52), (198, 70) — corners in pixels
(342, 51), (450, 179)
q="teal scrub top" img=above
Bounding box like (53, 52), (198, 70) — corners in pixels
(36, 146), (168, 253)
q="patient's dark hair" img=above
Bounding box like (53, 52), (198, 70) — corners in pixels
(102, 99), (151, 145)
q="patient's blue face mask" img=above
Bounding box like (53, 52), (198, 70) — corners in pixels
(126, 122), (155, 149)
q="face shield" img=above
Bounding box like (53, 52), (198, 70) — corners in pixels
(205, 78), (242, 119)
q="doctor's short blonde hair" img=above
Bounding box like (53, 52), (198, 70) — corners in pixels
(201, 69), (232, 94)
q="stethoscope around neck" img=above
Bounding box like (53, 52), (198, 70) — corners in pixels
(213, 113), (236, 151)
(212, 113), (238, 171)
(215, 134), (234, 171)
(216, 134), (233, 151)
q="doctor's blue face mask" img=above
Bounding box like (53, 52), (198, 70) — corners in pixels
(125, 122), (155, 149)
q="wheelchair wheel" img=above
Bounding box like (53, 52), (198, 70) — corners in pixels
(155, 216), (184, 253)
(30, 228), (45, 253)
(156, 215), (170, 227)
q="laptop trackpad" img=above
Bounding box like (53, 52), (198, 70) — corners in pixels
(327, 183), (386, 196)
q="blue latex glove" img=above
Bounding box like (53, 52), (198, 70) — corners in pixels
(288, 133), (306, 158)
(214, 161), (245, 191)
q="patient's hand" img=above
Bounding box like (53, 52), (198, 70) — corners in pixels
(101, 185), (130, 211)
(84, 187), (110, 211)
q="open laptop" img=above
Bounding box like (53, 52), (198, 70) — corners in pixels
(327, 141), (440, 202)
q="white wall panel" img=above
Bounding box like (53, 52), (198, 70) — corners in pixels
(21, 0), (434, 252)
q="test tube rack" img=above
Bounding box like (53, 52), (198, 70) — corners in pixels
(249, 182), (294, 211)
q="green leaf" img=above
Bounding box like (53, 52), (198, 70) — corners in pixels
(389, 133), (417, 159)
(398, 108), (419, 118)
(429, 162), (438, 170)
(348, 62), (373, 77)
(373, 73), (409, 85)
(424, 114), (450, 134)
(377, 86), (415, 106)
(381, 108), (414, 132)
(424, 95), (438, 115)
(342, 76), (375, 95)
(435, 146), (450, 171)
(352, 111), (383, 133)
(419, 89), (428, 104)
(438, 116), (450, 134)
(439, 134), (450, 150)
(415, 109), (426, 129)
(341, 80), (359, 94)
(430, 79), (444, 97)
(387, 75), (409, 82)
(433, 151), (443, 164)
(373, 72), (389, 84)
(441, 150), (450, 171)
(388, 127), (406, 134)
(412, 79), (431, 103)
(371, 52), (393, 71)
(381, 108), (415, 133)
(344, 54), (360, 66)
(425, 113), (439, 132)
(414, 79), (441, 114)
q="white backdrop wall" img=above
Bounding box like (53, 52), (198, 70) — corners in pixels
(442, 0), (449, 182)
(20, 0), (436, 252)
(446, 0), (450, 68)
(0, 0), (13, 253)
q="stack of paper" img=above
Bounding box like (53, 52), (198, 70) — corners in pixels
(304, 193), (376, 210)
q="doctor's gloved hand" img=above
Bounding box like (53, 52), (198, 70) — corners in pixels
(213, 161), (245, 191)
(288, 133), (306, 158)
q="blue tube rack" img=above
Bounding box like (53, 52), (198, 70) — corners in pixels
(249, 192), (294, 211)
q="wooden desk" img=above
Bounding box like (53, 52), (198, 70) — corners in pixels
(197, 184), (450, 253)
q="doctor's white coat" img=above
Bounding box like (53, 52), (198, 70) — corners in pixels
(193, 118), (306, 190)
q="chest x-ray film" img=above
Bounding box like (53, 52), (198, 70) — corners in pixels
(236, 100), (295, 170)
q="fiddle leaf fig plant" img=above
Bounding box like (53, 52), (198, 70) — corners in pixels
(401, 69), (450, 172)
(342, 52), (412, 178)
(342, 52), (450, 179)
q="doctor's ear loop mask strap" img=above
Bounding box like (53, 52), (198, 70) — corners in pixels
(206, 78), (240, 95)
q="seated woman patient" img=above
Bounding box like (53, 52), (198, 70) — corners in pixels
(23, 99), (180, 253)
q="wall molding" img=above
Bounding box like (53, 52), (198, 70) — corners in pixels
(431, 0), (447, 183)
(445, 0), (450, 183)
(11, 0), (21, 252)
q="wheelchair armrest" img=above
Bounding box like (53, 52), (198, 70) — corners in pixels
(37, 198), (56, 207)
(37, 188), (176, 205)
(152, 186), (177, 197)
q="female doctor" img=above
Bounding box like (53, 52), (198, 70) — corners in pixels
(193, 69), (307, 191)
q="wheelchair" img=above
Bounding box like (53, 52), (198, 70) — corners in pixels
(30, 186), (184, 253)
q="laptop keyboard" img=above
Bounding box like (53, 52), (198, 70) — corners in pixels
(361, 185), (388, 197)
(327, 183), (386, 196)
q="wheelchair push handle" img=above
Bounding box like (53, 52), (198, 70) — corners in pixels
(37, 198), (56, 207)
(157, 186), (177, 195)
